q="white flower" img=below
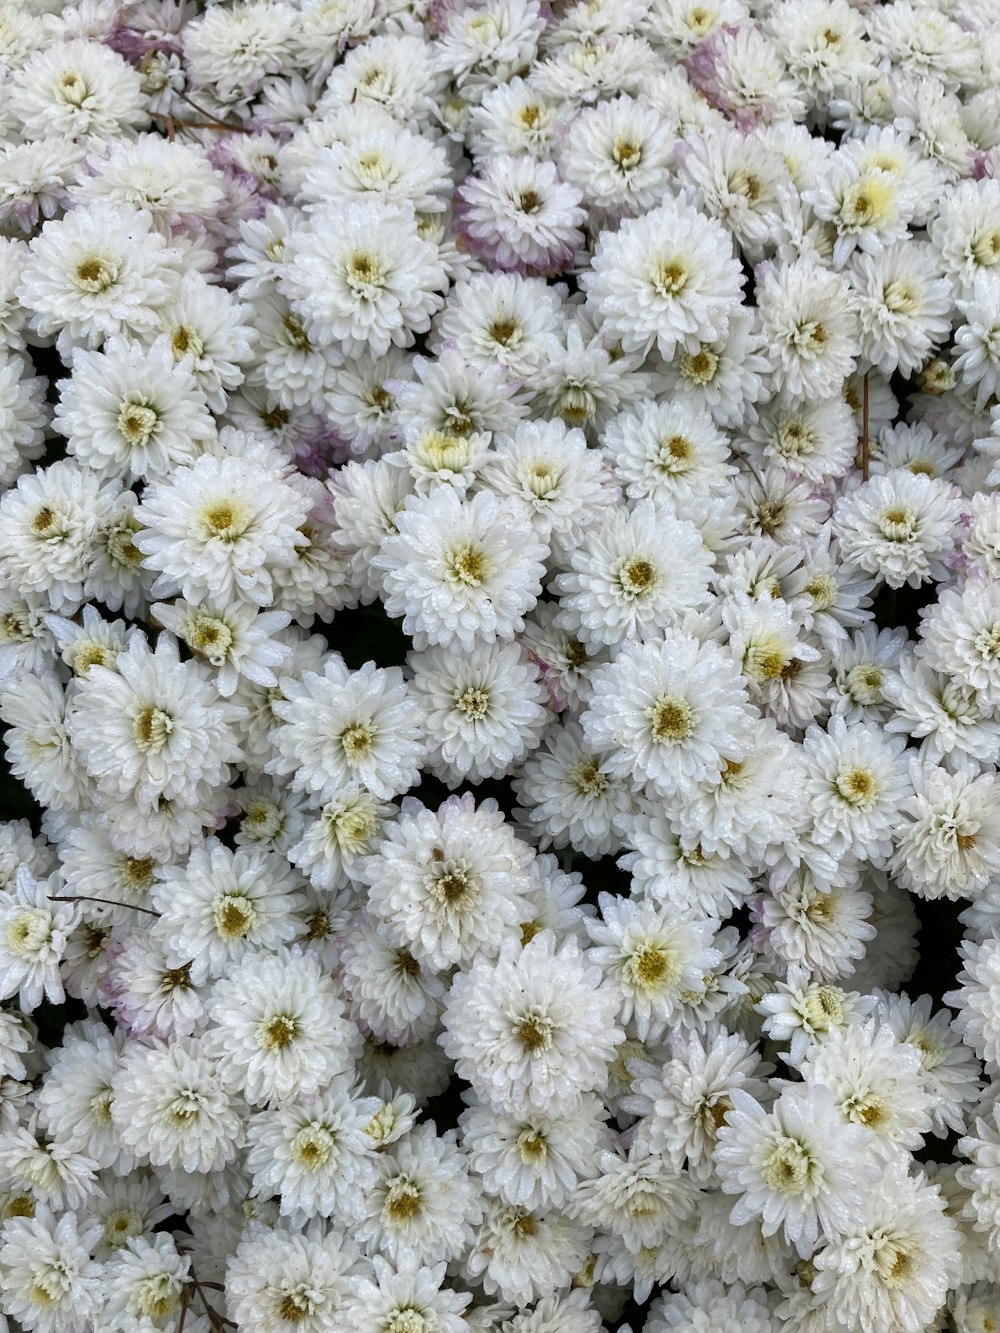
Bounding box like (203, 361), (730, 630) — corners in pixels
(135, 451), (310, 608)
(281, 203), (447, 359)
(111, 1036), (244, 1175)
(0, 1207), (103, 1333)
(756, 259), (859, 402)
(18, 202), (178, 359)
(602, 400), (735, 504)
(810, 1161), (961, 1333)
(269, 655), (425, 804)
(151, 839), (303, 986)
(892, 762), (1000, 901)
(552, 499), (713, 652)
(0, 868), (75, 1012)
(582, 194), (744, 360)
(955, 272), (1000, 411)
(849, 242), (953, 378)
(359, 1123), (483, 1268)
(456, 155), (586, 276)
(102, 1234), (190, 1332)
(360, 793), (534, 972)
(919, 579), (1000, 709)
(464, 1198), (591, 1307)
(67, 633), (244, 814)
(585, 894), (722, 1041)
(374, 487), (547, 653)
(581, 634), (756, 798)
(558, 93), (676, 216)
(408, 640), (549, 787)
(225, 1224), (362, 1333)
(332, 1256), (470, 1333)
(10, 39), (144, 142)
(802, 716), (910, 866)
(441, 931), (624, 1118)
(151, 598), (291, 698)
(714, 1084), (876, 1257)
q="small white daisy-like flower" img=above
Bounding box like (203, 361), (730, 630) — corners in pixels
(441, 930), (624, 1118)
(151, 839), (303, 986)
(0, 1207), (103, 1333)
(359, 1123), (484, 1268)
(111, 1035), (245, 1175)
(558, 93), (676, 216)
(919, 579), (1000, 710)
(102, 1233), (190, 1332)
(332, 1255), (470, 1333)
(135, 450), (310, 608)
(18, 202), (178, 359)
(582, 193), (744, 361)
(810, 1160), (961, 1333)
(280, 202), (447, 359)
(151, 598), (291, 698)
(552, 499), (713, 652)
(756, 259), (859, 402)
(455, 154), (586, 276)
(268, 656), (425, 804)
(892, 762), (1000, 902)
(513, 718), (633, 861)
(802, 716), (910, 866)
(374, 486), (547, 654)
(757, 862), (876, 983)
(10, 39), (145, 142)
(464, 1197), (591, 1307)
(67, 633), (244, 814)
(602, 399), (735, 505)
(0, 867), (75, 1013)
(834, 468), (962, 589)
(581, 634), (757, 799)
(714, 1084), (876, 1258)
(226, 1223), (363, 1333)
(954, 271), (1000, 411)
(288, 785), (392, 893)
(585, 894), (722, 1041)
(341, 915), (446, 1045)
(360, 792), (534, 973)
(408, 639), (549, 787)
(205, 946), (360, 1108)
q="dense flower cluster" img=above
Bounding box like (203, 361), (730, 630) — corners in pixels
(1, 0), (1000, 1330)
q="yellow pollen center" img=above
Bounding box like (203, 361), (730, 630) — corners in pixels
(515, 1010), (554, 1053)
(618, 555), (658, 596)
(132, 705), (172, 753)
(447, 544), (486, 586)
(836, 765), (877, 804)
(651, 258), (689, 297)
(214, 894), (258, 940)
(340, 721), (375, 761)
(650, 694), (693, 741)
(681, 347), (719, 384)
(74, 256), (116, 292)
(384, 1179), (422, 1221)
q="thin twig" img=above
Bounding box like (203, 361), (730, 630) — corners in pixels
(48, 894), (160, 917)
(860, 370), (870, 481)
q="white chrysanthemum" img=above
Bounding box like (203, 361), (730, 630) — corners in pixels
(10, 38), (144, 141)
(849, 242), (953, 378)
(512, 718), (633, 861)
(602, 400), (735, 505)
(18, 202), (178, 359)
(552, 499), (712, 652)
(102, 1233), (190, 1332)
(930, 178), (1000, 300)
(632, 1024), (770, 1183)
(460, 1093), (607, 1212)
(152, 598), (291, 698)
(134, 451), (310, 608)
(205, 946), (359, 1107)
(0, 866), (75, 1012)
(722, 592), (824, 730)
(151, 839), (303, 986)
(810, 1161), (961, 1333)
(581, 634), (756, 798)
(268, 655), (424, 804)
(714, 1084), (875, 1258)
(280, 203), (446, 359)
(226, 1224), (362, 1333)
(360, 793), (534, 973)
(358, 1123), (483, 1268)
(756, 259), (858, 402)
(0, 1207), (103, 1333)
(35, 1017), (127, 1172)
(341, 914), (446, 1045)
(288, 785), (391, 894)
(332, 1255), (470, 1333)
(71, 133), (223, 230)
(946, 936), (1000, 1074)
(582, 194), (744, 360)
(799, 1019), (933, 1153)
(455, 154), (586, 276)
(647, 1278), (774, 1333)
(66, 633), (243, 813)
(892, 762), (1000, 902)
(585, 894), (721, 1041)
(464, 1197), (591, 1307)
(802, 716), (910, 866)
(756, 863), (876, 982)
(919, 579), (1000, 710)
(150, 272), (256, 414)
(834, 468), (962, 590)
(0, 354), (46, 490)
(111, 1036), (244, 1175)
(441, 931), (623, 1118)
(0, 458), (121, 616)
(479, 418), (616, 557)
(558, 93), (675, 216)
(874, 990), (981, 1139)
(374, 486), (546, 653)
(955, 272), (1000, 411)
(431, 271), (563, 382)
(408, 640), (549, 787)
